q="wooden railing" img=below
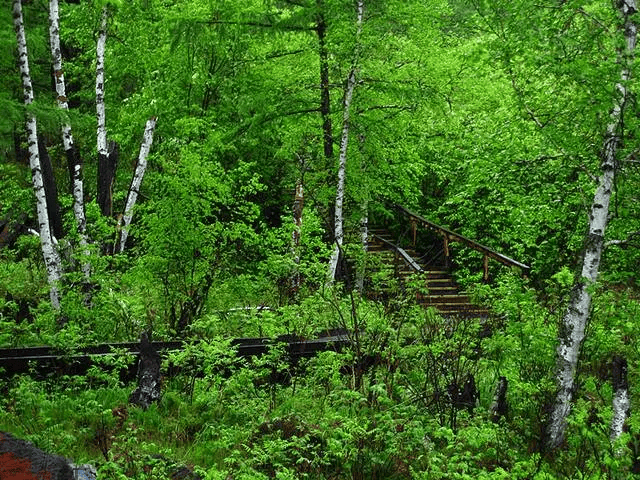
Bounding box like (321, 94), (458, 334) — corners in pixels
(372, 233), (424, 272)
(394, 204), (529, 281)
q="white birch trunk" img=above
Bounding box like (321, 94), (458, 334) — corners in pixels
(50, 0), (84, 228)
(117, 117), (157, 253)
(611, 356), (630, 442)
(49, 0), (72, 152)
(327, 0), (364, 284)
(546, 0), (637, 450)
(14, 0), (62, 309)
(49, 0), (89, 276)
(96, 6), (108, 161)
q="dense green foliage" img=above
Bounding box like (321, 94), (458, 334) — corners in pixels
(1, 0), (640, 478)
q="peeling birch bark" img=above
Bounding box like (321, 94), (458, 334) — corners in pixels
(327, 0), (364, 284)
(611, 356), (630, 442)
(546, 0), (637, 450)
(96, 6), (107, 164)
(13, 0), (62, 309)
(117, 117), (157, 253)
(96, 6), (116, 219)
(49, 0), (88, 272)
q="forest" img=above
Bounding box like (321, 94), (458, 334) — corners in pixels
(1, 0), (640, 478)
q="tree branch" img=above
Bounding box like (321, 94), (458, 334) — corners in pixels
(605, 231), (640, 247)
(266, 49), (306, 59)
(356, 104), (415, 114)
(206, 20), (315, 31)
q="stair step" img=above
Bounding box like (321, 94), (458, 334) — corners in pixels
(366, 226), (490, 319)
(425, 289), (459, 296)
(423, 270), (449, 275)
(418, 294), (470, 303)
(426, 277), (455, 282)
(418, 303), (487, 312)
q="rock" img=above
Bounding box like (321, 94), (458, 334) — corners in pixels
(0, 431), (74, 480)
(70, 463), (98, 480)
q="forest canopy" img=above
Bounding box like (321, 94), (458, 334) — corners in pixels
(1, 0), (640, 478)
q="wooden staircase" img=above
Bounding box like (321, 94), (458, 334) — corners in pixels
(366, 229), (490, 318)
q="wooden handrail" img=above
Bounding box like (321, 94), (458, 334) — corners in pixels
(394, 204), (530, 273)
(372, 234), (423, 272)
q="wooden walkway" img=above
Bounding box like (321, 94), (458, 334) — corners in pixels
(365, 205), (529, 317)
(367, 229), (490, 317)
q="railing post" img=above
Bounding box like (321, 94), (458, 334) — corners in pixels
(443, 234), (450, 268)
(410, 218), (417, 246)
(394, 249), (399, 276)
(483, 254), (489, 283)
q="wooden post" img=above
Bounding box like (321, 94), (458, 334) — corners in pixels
(443, 235), (450, 268)
(411, 219), (417, 246)
(483, 254), (489, 282)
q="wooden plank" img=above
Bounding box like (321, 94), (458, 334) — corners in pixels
(0, 334), (351, 377)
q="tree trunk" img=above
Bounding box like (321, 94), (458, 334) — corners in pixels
(291, 172), (304, 296)
(327, 0), (364, 284)
(38, 137), (63, 241)
(355, 198), (368, 292)
(546, 0), (637, 450)
(13, 0), (62, 310)
(49, 0), (87, 250)
(97, 144), (117, 219)
(316, 0), (333, 161)
(117, 117), (157, 253)
(129, 332), (162, 410)
(490, 376), (508, 423)
(611, 355), (630, 442)
(96, 6), (113, 218)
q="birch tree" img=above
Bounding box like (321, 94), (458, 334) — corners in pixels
(49, 0), (85, 233)
(13, 0), (62, 309)
(546, 0), (637, 450)
(610, 355), (630, 442)
(116, 116), (157, 253)
(49, 0), (90, 277)
(327, 0), (364, 283)
(96, 5), (117, 219)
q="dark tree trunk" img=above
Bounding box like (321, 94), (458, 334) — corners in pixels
(129, 331), (162, 410)
(490, 376), (509, 422)
(316, 1), (333, 160)
(0, 213), (28, 249)
(38, 137), (63, 240)
(450, 374), (477, 413)
(171, 274), (213, 334)
(14, 129), (28, 164)
(97, 140), (118, 218)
